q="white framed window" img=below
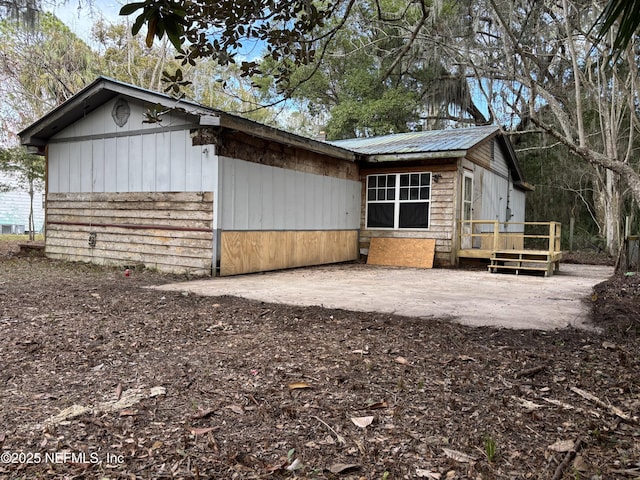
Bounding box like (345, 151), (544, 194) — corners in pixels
(366, 172), (431, 229)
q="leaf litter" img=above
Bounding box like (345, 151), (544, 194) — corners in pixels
(0, 250), (638, 478)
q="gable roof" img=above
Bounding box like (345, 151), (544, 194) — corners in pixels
(18, 76), (357, 161)
(331, 126), (531, 190)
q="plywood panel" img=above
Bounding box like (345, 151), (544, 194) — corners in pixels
(367, 237), (436, 269)
(220, 230), (358, 276)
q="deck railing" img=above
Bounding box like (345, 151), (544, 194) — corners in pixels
(458, 220), (562, 257)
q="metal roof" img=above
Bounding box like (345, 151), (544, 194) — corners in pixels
(329, 125), (500, 155)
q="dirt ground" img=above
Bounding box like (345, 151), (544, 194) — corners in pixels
(155, 263), (613, 332)
(0, 239), (639, 480)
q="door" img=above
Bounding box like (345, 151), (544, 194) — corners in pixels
(461, 171), (473, 249)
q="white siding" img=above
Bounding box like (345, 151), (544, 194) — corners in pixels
(219, 157), (360, 231)
(478, 170), (509, 223)
(492, 139), (510, 178)
(476, 166), (526, 233)
(0, 172), (45, 232)
(47, 97), (217, 193)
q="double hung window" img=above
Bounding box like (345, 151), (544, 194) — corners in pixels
(366, 172), (431, 229)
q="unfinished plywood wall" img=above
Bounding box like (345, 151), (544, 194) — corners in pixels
(220, 230), (358, 276)
(46, 192), (213, 275)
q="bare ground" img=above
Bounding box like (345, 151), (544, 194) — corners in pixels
(0, 239), (639, 480)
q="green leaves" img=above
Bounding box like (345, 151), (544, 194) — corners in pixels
(120, 0), (187, 49)
(120, 0), (339, 81)
(161, 68), (191, 95)
(594, 0), (640, 54)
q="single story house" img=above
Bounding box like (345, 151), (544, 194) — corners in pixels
(19, 76), (532, 275)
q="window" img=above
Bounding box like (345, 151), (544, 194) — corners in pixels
(366, 172), (431, 229)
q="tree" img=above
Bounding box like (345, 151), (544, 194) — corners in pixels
(0, 0), (39, 26)
(0, 12), (100, 126)
(460, 0), (640, 255)
(595, 0), (640, 53)
(0, 147), (45, 240)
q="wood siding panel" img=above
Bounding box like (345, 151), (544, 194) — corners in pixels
(141, 134), (157, 191)
(104, 138), (118, 191)
(170, 130), (187, 191)
(492, 140), (510, 178)
(46, 99), (216, 195)
(46, 192), (213, 275)
(359, 168), (456, 267)
(220, 230), (358, 276)
(92, 139), (105, 192)
(467, 140), (492, 170)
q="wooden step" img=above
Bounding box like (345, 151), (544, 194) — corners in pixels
(489, 250), (555, 276)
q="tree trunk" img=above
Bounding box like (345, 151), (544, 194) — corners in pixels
(28, 178), (35, 241)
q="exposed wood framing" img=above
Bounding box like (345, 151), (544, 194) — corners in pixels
(215, 130), (359, 181)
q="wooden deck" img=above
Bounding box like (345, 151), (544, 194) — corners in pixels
(458, 221), (562, 276)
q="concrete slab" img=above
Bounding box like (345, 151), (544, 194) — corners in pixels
(154, 263), (614, 331)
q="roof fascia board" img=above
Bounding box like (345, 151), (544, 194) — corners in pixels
(367, 150), (467, 162)
(19, 81), (108, 146)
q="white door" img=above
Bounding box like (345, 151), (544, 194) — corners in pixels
(461, 172), (473, 249)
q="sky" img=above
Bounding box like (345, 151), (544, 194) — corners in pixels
(44, 0), (126, 42)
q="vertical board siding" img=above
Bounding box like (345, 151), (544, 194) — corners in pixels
(46, 192), (214, 275)
(219, 157), (361, 231)
(492, 140), (510, 178)
(47, 98), (215, 194)
(479, 170), (509, 224)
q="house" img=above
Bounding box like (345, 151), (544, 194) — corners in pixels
(19, 76), (541, 275)
(0, 171), (45, 234)
(331, 127), (534, 267)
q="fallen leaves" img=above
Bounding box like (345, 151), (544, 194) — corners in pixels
(548, 439), (575, 453)
(442, 448), (477, 463)
(288, 382), (312, 390)
(365, 400), (388, 410)
(226, 404), (244, 415)
(329, 463), (360, 474)
(394, 356), (410, 365)
(350, 416), (374, 428)
(189, 427), (217, 436)
(44, 386), (167, 426)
